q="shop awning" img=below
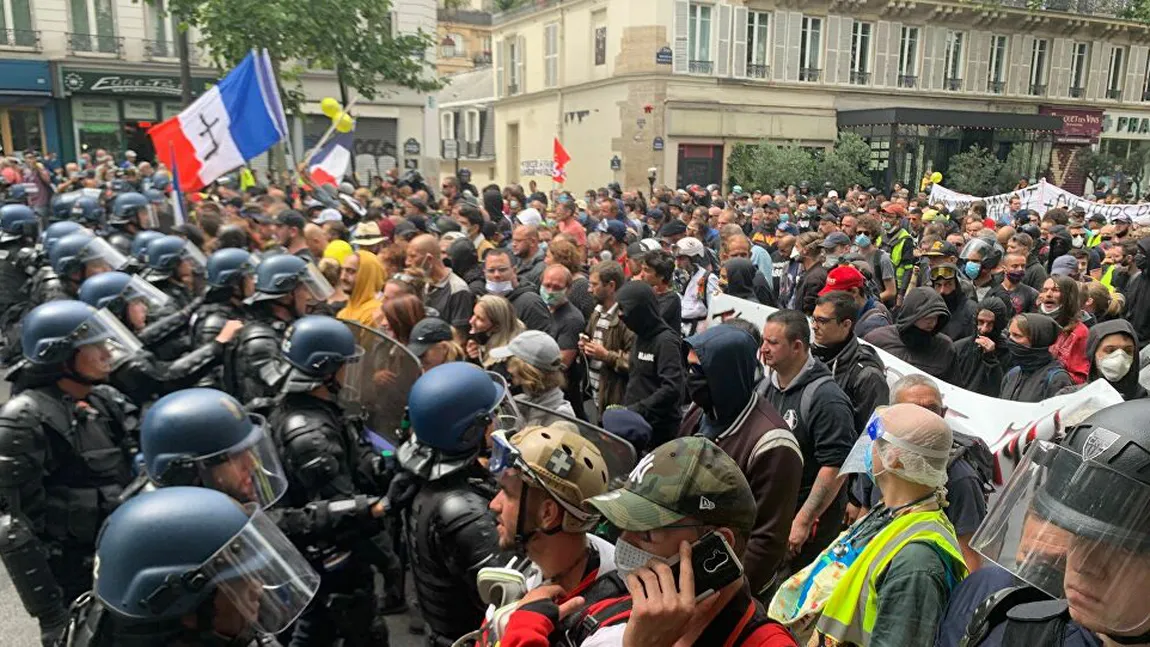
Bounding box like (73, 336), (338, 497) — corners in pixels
(837, 108), (1063, 132)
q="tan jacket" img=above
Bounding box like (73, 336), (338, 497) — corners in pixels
(585, 304), (634, 415)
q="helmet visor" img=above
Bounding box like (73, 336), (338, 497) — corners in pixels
(301, 262), (335, 302)
(195, 418), (289, 508)
(137, 204), (159, 230)
(838, 407), (950, 479)
(118, 274), (172, 314)
(181, 240), (208, 273)
(81, 237), (130, 273)
(971, 440), (1150, 636)
(487, 371), (523, 438)
(72, 308), (144, 369)
(333, 345), (368, 408)
(199, 506), (320, 635)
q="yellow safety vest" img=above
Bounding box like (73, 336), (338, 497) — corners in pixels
(1100, 265), (1117, 293)
(815, 509), (968, 646)
(1087, 231), (1103, 248)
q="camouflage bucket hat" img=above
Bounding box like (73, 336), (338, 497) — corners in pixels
(586, 437), (755, 533)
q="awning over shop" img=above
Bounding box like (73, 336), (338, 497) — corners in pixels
(0, 60), (51, 97)
(837, 108), (1063, 132)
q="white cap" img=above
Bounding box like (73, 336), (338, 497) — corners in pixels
(517, 208), (543, 228)
(827, 190), (839, 199)
(315, 208), (343, 224)
(674, 237), (705, 259)
(125, 150), (137, 158)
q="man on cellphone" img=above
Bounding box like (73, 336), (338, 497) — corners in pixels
(498, 437), (798, 647)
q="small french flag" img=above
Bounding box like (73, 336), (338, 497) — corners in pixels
(150, 50), (287, 193)
(308, 131), (354, 187)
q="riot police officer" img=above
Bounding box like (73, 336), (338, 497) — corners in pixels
(20, 221), (84, 311)
(399, 361), (518, 644)
(225, 254), (333, 406)
(141, 234), (205, 309)
(0, 301), (138, 646)
(192, 247), (259, 347)
(78, 272), (242, 405)
(69, 196), (105, 232)
(267, 316), (391, 646)
(44, 231), (129, 302)
(942, 400), (1150, 647)
(106, 192), (157, 256)
(0, 205), (39, 358)
(58, 486), (320, 647)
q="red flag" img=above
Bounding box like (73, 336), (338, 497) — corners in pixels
(553, 137), (570, 184)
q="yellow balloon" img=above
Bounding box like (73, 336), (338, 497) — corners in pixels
(930, 171), (943, 184)
(335, 112), (355, 133)
(320, 97), (342, 119)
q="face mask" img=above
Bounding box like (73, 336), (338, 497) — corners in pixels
(824, 255), (839, 268)
(779, 214), (790, 223)
(509, 200), (520, 210)
(1039, 302), (1062, 316)
(864, 445), (886, 481)
(540, 286), (567, 307)
(614, 537), (669, 577)
(963, 261), (982, 280)
(687, 372), (713, 415)
(882, 221), (893, 233)
(1072, 235), (1085, 248)
(790, 246), (801, 260)
(855, 234), (871, 248)
(539, 241), (550, 253)
(1097, 349), (1134, 381)
(1006, 270), (1025, 284)
(486, 280), (513, 296)
(799, 220), (810, 230)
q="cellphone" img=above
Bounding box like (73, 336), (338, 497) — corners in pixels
(666, 531), (744, 601)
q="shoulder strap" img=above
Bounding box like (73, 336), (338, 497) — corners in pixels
(799, 375), (834, 428)
(959, 585), (1054, 647)
(1044, 366), (1067, 392)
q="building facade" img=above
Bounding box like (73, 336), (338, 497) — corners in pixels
(437, 0), (494, 76)
(490, 0), (1150, 193)
(437, 65), (498, 184)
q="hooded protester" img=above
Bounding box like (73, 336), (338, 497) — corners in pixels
(930, 264), (977, 343)
(951, 297), (1011, 396)
(617, 280), (683, 449)
(1039, 275), (1090, 384)
(448, 237), (485, 296)
(336, 250), (385, 326)
(999, 313), (1075, 403)
(1058, 319), (1146, 401)
(680, 324), (804, 593)
(724, 257), (775, 306)
(1122, 236), (1150, 349)
(863, 286), (956, 381)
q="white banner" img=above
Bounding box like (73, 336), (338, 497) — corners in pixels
(930, 180), (1150, 226)
(708, 293), (1124, 483)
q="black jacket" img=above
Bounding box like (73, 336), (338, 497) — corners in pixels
(1058, 319), (1147, 401)
(1023, 254), (1048, 292)
(1124, 239), (1150, 349)
(504, 283), (552, 332)
(618, 281), (683, 449)
(795, 264), (829, 315)
(812, 335), (889, 434)
(999, 314), (1075, 402)
(940, 286), (978, 343)
(951, 297), (1011, 396)
(863, 286), (956, 381)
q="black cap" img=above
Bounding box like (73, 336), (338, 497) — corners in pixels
(394, 220), (419, 240)
(658, 219), (688, 238)
(275, 210), (307, 230)
(407, 318), (454, 357)
(242, 207), (272, 225)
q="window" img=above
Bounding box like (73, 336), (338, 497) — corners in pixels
(69, 0), (117, 53)
(464, 109), (481, 143)
(544, 23), (559, 87)
(799, 16), (821, 81)
(1070, 42), (1090, 97)
(1030, 38), (1049, 96)
(988, 34), (1008, 93)
(1143, 57), (1150, 102)
(898, 26), (919, 88)
(944, 30), (963, 90)
(850, 21), (872, 85)
(440, 111), (455, 141)
(746, 10), (769, 79)
(507, 37), (521, 94)
(594, 25), (606, 66)
(688, 3), (712, 73)
(1107, 46), (1126, 100)
(0, 0), (35, 47)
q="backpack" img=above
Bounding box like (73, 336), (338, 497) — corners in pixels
(799, 375), (834, 429)
(949, 431), (996, 496)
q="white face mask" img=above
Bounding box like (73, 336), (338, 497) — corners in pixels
(790, 246), (802, 260)
(1039, 302), (1062, 316)
(486, 280), (513, 296)
(1072, 235), (1085, 248)
(1097, 349), (1134, 382)
(613, 537), (669, 576)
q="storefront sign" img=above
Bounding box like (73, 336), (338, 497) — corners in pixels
(1102, 111), (1150, 139)
(61, 69), (213, 97)
(610, 155), (622, 170)
(161, 102), (183, 120)
(123, 100), (157, 121)
(1038, 106), (1103, 145)
(73, 98), (119, 122)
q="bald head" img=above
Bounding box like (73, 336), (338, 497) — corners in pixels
(303, 223), (328, 260)
(409, 234), (439, 257)
(542, 263), (572, 289)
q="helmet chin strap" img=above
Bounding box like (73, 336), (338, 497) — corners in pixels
(63, 357), (99, 386)
(513, 485), (562, 553)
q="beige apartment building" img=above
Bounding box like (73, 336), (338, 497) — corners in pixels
(490, 0), (1150, 194)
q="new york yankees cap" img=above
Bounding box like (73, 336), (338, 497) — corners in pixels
(586, 436), (755, 533)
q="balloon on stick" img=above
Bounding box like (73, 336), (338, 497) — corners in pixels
(320, 97), (342, 119)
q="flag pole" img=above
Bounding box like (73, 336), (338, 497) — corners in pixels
(299, 96), (359, 175)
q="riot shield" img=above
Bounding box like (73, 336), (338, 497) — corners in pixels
(339, 320), (423, 451)
(513, 400), (638, 488)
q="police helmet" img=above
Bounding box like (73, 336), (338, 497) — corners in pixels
(245, 254), (333, 304)
(20, 300), (140, 365)
(110, 192), (150, 226)
(93, 487), (318, 630)
(205, 247), (258, 289)
(130, 230), (165, 262)
(144, 234), (206, 279)
(78, 271), (170, 319)
(149, 171), (171, 191)
(0, 204), (39, 243)
(281, 316), (363, 378)
(5, 183), (29, 204)
(50, 192), (81, 222)
(143, 188), (166, 204)
(959, 237), (1003, 271)
(406, 362), (512, 455)
(51, 231), (127, 277)
(70, 196), (105, 226)
(41, 220), (85, 254)
(140, 389), (287, 507)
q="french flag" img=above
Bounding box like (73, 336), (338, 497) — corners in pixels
(308, 131), (353, 187)
(150, 50), (287, 193)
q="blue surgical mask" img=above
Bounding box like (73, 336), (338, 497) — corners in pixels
(864, 444), (886, 481)
(963, 260), (982, 280)
(779, 214), (790, 223)
(855, 234), (871, 248)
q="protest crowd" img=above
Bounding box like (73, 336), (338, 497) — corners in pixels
(0, 61), (1148, 647)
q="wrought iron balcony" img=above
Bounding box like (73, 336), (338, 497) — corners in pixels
(689, 60), (714, 74)
(898, 74), (918, 88)
(473, 51), (492, 66)
(0, 29), (40, 50)
(988, 80), (1006, 94)
(747, 63), (769, 79)
(1107, 87), (1124, 100)
(67, 32), (122, 56)
(1029, 83), (1048, 96)
(465, 141), (481, 158)
(1143, 89), (1150, 102)
(945, 77), (963, 91)
(507, 83), (519, 95)
(850, 70), (871, 85)
(799, 67), (821, 82)
(994, 0), (1133, 18)
(1070, 86), (1086, 98)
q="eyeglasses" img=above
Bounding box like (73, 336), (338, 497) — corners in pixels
(812, 315), (838, 326)
(1101, 236), (1114, 242)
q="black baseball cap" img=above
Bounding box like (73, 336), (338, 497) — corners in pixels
(407, 318), (454, 357)
(658, 219), (688, 238)
(275, 210), (307, 230)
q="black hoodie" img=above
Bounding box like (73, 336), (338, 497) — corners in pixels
(723, 258), (776, 307)
(952, 297), (1011, 396)
(617, 281), (683, 448)
(501, 282), (552, 332)
(1123, 237), (1150, 349)
(448, 238), (485, 296)
(1058, 319), (1147, 401)
(863, 286), (956, 381)
(999, 313), (1074, 402)
(936, 265), (977, 342)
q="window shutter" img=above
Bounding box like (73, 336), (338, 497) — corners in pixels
(1050, 38), (1070, 97)
(825, 16), (841, 84)
(921, 26), (940, 89)
(495, 37), (504, 97)
(673, 0), (690, 74)
(836, 17), (853, 84)
(772, 10), (787, 81)
(874, 21), (891, 87)
(732, 6), (748, 78)
(1125, 46), (1147, 102)
(1008, 34), (1027, 94)
(517, 35), (526, 92)
(785, 11), (802, 82)
(1088, 41), (1107, 99)
(883, 21), (903, 87)
(716, 3), (732, 76)
(967, 32), (988, 92)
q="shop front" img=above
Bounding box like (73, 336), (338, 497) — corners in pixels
(838, 108), (1061, 192)
(0, 60), (56, 156)
(303, 114), (399, 184)
(58, 68), (214, 162)
(1038, 106), (1103, 196)
(1098, 110), (1150, 197)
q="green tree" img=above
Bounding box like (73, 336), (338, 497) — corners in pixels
(815, 132), (871, 192)
(947, 145), (1003, 196)
(996, 144), (1034, 194)
(1077, 148), (1121, 187)
(726, 141), (815, 193)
